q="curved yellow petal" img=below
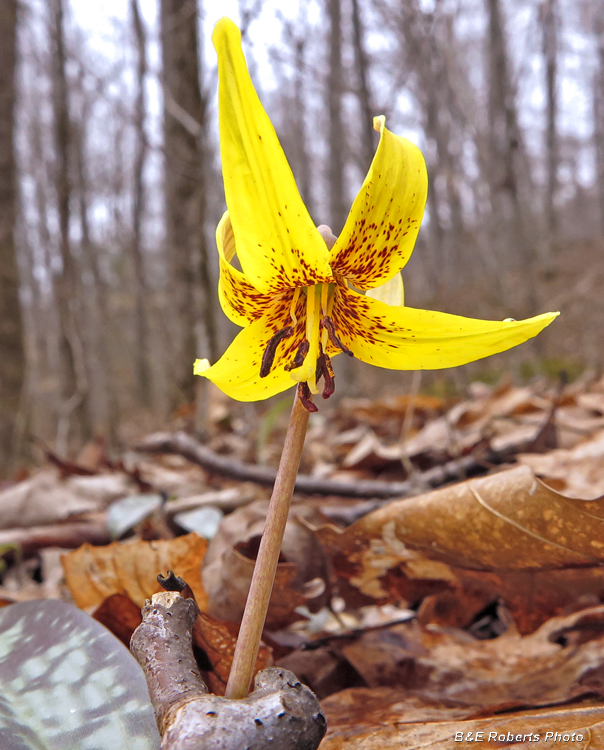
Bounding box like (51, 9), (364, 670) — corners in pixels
(332, 285), (559, 370)
(213, 19), (333, 293)
(330, 117), (428, 289)
(195, 290), (306, 401)
(216, 212), (277, 326)
(366, 271), (404, 306)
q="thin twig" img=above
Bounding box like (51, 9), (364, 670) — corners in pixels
(135, 430), (521, 500)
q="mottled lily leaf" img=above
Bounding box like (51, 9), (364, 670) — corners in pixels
(0, 599), (160, 750)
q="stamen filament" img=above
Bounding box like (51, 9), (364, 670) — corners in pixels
(260, 325), (294, 378)
(322, 316), (354, 357)
(289, 288), (301, 326)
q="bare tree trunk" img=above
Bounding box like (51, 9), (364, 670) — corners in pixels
(390, 1), (466, 291)
(351, 0), (375, 174)
(293, 35), (313, 215)
(73, 105), (120, 449)
(485, 0), (538, 312)
(542, 0), (559, 266)
(49, 0), (91, 445)
(0, 0), (24, 473)
(325, 0), (347, 233)
(594, 8), (604, 234)
(278, 20), (314, 215)
(161, 0), (217, 405)
(130, 0), (153, 408)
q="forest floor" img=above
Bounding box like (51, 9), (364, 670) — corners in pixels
(3, 372), (604, 747)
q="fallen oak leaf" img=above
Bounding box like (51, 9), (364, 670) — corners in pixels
(62, 532), (208, 609)
(314, 465), (604, 576)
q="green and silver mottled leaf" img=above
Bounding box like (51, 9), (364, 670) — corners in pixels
(0, 599), (160, 750)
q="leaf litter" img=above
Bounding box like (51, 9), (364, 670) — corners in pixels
(4, 377), (604, 744)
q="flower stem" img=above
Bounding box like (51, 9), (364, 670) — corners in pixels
(225, 392), (310, 699)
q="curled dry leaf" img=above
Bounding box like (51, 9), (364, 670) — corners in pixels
(193, 611), (272, 695)
(313, 464), (604, 578)
(325, 465), (604, 572)
(202, 500), (329, 628)
(62, 532), (208, 609)
(313, 465), (604, 632)
(519, 428), (604, 499)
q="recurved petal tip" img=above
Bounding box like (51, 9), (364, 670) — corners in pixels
(193, 358), (211, 375)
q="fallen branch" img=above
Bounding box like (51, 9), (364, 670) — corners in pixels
(0, 517), (110, 559)
(135, 431), (505, 500)
(130, 589), (326, 749)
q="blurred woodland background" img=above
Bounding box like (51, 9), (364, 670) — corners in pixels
(0, 0), (603, 473)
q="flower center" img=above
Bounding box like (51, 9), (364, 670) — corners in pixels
(259, 282), (353, 412)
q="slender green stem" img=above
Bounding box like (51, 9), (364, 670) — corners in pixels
(225, 392), (310, 699)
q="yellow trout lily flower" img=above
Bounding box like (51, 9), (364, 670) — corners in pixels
(194, 18), (558, 412)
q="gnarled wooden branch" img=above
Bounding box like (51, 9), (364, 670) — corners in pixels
(131, 590), (326, 750)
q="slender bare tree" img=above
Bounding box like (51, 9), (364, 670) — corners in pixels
(541, 0), (559, 266)
(593, 3), (604, 233)
(0, 0), (24, 472)
(49, 0), (92, 444)
(325, 0), (347, 233)
(351, 0), (375, 174)
(130, 0), (152, 407)
(161, 0), (217, 405)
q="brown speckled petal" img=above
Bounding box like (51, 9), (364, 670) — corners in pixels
(332, 284), (559, 370)
(329, 117), (428, 290)
(216, 212), (276, 326)
(196, 290), (307, 401)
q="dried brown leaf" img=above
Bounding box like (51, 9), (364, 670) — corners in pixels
(202, 500), (329, 628)
(339, 606), (604, 709)
(316, 465), (604, 578)
(320, 701), (604, 749)
(0, 469), (133, 529)
(193, 611), (272, 695)
(62, 532), (208, 609)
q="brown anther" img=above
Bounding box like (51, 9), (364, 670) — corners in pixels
(317, 352), (336, 399)
(284, 339), (310, 371)
(322, 316), (354, 357)
(260, 326), (294, 378)
(297, 382), (318, 412)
